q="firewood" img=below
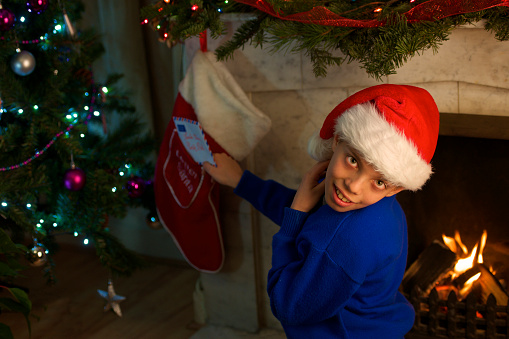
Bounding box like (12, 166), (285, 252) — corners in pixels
(402, 240), (457, 296)
(476, 263), (508, 305)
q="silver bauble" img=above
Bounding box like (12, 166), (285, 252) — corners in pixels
(11, 51), (36, 76)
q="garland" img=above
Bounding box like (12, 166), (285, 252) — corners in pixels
(235, 0), (509, 27)
(141, 0), (509, 78)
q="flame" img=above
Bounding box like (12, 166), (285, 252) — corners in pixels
(442, 234), (457, 253)
(454, 230), (468, 255)
(437, 230), (492, 301)
(454, 243), (478, 277)
(458, 272), (481, 298)
(478, 230), (487, 264)
(442, 230), (488, 280)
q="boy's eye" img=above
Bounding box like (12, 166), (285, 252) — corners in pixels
(374, 180), (387, 189)
(346, 156), (357, 166)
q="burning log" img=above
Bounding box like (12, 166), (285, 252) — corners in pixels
(477, 263), (508, 306)
(402, 241), (457, 296)
(452, 263), (508, 304)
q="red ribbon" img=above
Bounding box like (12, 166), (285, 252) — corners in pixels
(233, 0), (509, 27)
(200, 31), (207, 52)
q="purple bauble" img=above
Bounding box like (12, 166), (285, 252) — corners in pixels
(0, 8), (15, 31)
(27, 0), (49, 14)
(127, 176), (146, 198)
(64, 168), (86, 191)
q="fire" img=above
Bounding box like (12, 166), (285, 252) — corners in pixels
(477, 230), (487, 264)
(458, 272), (481, 298)
(454, 230), (468, 255)
(441, 230), (489, 296)
(453, 243), (478, 277)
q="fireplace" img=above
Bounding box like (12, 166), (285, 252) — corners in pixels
(397, 133), (509, 338)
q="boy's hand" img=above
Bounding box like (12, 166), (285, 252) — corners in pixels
(203, 153), (243, 188)
(291, 161), (330, 213)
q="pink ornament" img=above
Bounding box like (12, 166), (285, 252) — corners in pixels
(0, 8), (15, 31)
(27, 0), (49, 14)
(127, 176), (146, 198)
(64, 168), (86, 191)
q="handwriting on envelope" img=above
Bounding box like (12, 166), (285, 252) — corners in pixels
(173, 117), (215, 166)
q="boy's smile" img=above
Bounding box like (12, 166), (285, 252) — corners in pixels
(324, 137), (403, 213)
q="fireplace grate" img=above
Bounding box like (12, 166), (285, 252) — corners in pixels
(405, 287), (509, 338)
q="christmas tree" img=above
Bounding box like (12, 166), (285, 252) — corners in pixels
(141, 0), (509, 78)
(0, 1), (155, 336)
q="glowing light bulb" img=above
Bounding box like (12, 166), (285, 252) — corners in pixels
(33, 105), (39, 110)
(1, 202), (7, 207)
(84, 238), (89, 245)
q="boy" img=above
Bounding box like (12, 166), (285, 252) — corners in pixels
(204, 84), (440, 338)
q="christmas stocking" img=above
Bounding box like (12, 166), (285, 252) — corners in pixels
(154, 50), (271, 272)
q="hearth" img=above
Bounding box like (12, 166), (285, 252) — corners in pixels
(397, 135), (509, 339)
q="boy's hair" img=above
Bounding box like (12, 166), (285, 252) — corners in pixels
(308, 85), (440, 191)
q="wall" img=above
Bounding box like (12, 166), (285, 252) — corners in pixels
(184, 19), (509, 332)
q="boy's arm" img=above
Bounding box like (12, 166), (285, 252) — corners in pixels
(234, 171), (296, 225)
(204, 153), (296, 226)
(267, 207), (361, 324)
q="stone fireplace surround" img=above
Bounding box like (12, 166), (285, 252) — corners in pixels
(185, 18), (509, 338)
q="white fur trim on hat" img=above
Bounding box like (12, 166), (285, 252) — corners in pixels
(308, 103), (432, 191)
(179, 51), (271, 161)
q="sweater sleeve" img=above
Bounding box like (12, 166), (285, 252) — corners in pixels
(267, 207), (361, 325)
(234, 170), (296, 226)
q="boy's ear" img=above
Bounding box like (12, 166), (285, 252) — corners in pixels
(332, 134), (341, 151)
(386, 187), (405, 197)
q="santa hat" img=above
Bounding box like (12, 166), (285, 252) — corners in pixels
(308, 84), (440, 191)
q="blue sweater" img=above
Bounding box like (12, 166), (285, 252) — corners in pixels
(234, 171), (415, 338)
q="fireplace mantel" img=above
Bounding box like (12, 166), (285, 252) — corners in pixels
(184, 21), (509, 336)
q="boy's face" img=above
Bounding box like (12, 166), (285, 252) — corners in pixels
(323, 137), (404, 213)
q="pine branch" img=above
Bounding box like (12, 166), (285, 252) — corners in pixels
(215, 15), (268, 60)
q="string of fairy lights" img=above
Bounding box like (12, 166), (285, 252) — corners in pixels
(0, 3), (141, 251)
